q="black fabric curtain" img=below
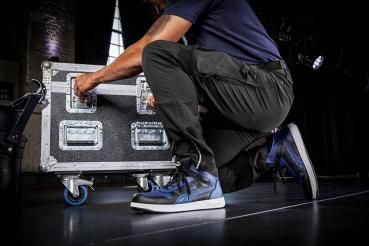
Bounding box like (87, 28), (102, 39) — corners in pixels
(75, 0), (155, 64)
(252, 1), (369, 176)
(118, 0), (156, 48)
(284, 67), (369, 176)
(75, 0), (115, 65)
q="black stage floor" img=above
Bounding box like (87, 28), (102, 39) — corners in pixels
(18, 178), (369, 246)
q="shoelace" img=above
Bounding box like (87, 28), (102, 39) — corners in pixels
(270, 142), (287, 194)
(271, 165), (287, 194)
(163, 166), (198, 196)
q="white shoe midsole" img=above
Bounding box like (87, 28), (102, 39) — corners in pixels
(131, 197), (226, 213)
(288, 123), (319, 200)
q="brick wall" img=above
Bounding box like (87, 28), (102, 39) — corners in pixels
(24, 0), (75, 91)
(22, 0), (76, 172)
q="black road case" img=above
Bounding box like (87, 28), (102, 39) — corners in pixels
(40, 61), (176, 205)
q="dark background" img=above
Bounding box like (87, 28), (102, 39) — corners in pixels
(1, 0), (368, 176)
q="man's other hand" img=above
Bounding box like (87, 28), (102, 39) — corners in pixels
(147, 93), (156, 108)
(74, 73), (99, 97)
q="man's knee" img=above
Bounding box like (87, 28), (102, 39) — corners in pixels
(142, 40), (174, 65)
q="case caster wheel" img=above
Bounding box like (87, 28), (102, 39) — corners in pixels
(64, 185), (88, 206)
(137, 179), (159, 193)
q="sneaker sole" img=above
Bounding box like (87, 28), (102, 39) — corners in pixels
(288, 123), (319, 200)
(130, 197), (225, 213)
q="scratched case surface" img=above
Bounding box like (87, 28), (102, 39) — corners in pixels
(40, 61), (175, 173)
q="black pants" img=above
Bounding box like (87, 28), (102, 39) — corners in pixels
(142, 40), (294, 192)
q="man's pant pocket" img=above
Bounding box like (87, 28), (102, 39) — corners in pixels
(193, 46), (248, 84)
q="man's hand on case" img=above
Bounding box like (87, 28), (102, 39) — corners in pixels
(74, 73), (99, 97)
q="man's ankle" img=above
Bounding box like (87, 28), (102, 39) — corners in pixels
(197, 165), (218, 177)
(207, 167), (218, 177)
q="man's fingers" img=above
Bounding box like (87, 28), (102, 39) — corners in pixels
(75, 84), (82, 97)
(74, 84), (79, 96)
(147, 96), (156, 108)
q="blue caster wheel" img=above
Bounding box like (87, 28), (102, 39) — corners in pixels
(64, 185), (88, 206)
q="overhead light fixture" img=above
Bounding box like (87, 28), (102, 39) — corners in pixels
(298, 53), (324, 70)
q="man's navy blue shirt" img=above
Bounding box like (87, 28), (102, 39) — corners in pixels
(164, 0), (281, 64)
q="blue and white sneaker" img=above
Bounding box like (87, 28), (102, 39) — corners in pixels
(266, 123), (319, 200)
(130, 165), (225, 213)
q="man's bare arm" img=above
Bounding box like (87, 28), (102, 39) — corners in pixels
(75, 15), (192, 96)
(146, 15), (172, 36)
